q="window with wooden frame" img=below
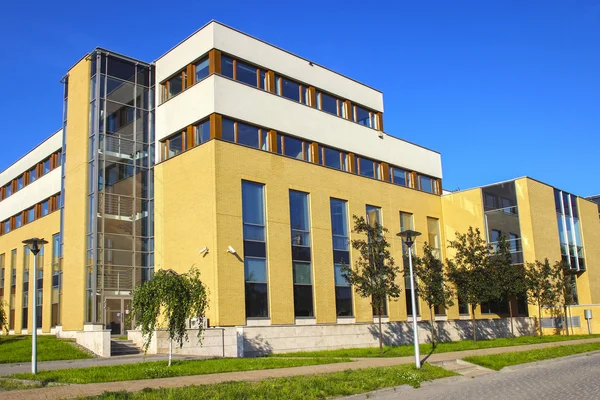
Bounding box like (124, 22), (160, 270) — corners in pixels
(357, 157), (381, 180)
(162, 71), (186, 102)
(320, 145), (349, 172)
(276, 134), (311, 161)
(275, 75), (311, 105)
(1, 220), (9, 234)
(221, 55), (269, 91)
(316, 91), (346, 118)
(164, 131), (185, 160)
(390, 166), (410, 187)
(195, 56), (209, 82)
(194, 119), (211, 146)
(418, 174), (439, 194)
(353, 105), (379, 129)
(222, 118), (269, 151)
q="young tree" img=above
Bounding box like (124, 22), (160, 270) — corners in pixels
(0, 300), (8, 334)
(554, 260), (577, 336)
(412, 242), (454, 346)
(491, 234), (527, 337)
(446, 227), (499, 343)
(129, 268), (209, 366)
(524, 259), (560, 338)
(341, 215), (401, 354)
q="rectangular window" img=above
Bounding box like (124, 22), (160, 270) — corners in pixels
(237, 122), (260, 149)
(29, 167), (37, 183)
(41, 200), (49, 216)
(22, 246), (30, 330)
(276, 76), (301, 102)
(331, 198), (352, 317)
(221, 55), (234, 79)
(419, 175), (436, 193)
(5, 184), (12, 197)
(236, 61), (259, 87)
(195, 119), (211, 145)
(3, 220), (10, 234)
(366, 205), (386, 316)
(222, 118), (235, 142)
(166, 74), (183, 99)
(458, 296), (469, 315)
(26, 208), (34, 223)
(390, 167), (409, 187)
(221, 119), (268, 151)
(15, 214), (22, 229)
(317, 91), (338, 115)
(166, 132), (184, 159)
(282, 136), (309, 160)
(51, 233), (60, 326)
(290, 190), (313, 318)
(354, 106), (373, 128)
(366, 205), (382, 227)
(17, 175), (23, 191)
(242, 181), (268, 318)
(322, 147), (348, 171)
(400, 211), (418, 316)
(195, 57), (209, 82)
(427, 217), (441, 258)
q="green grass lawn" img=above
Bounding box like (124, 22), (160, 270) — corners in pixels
(463, 342), (600, 370)
(84, 364), (456, 399)
(10, 357), (352, 384)
(271, 334), (600, 358)
(0, 336), (93, 364)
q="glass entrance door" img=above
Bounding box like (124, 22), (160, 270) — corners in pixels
(105, 297), (133, 335)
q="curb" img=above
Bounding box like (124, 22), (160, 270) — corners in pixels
(499, 350), (600, 372)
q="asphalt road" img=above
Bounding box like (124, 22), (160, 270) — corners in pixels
(345, 352), (600, 400)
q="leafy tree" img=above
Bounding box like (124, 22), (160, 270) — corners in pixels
(129, 268), (209, 366)
(412, 242), (454, 346)
(524, 259), (560, 337)
(491, 234), (527, 337)
(341, 215), (401, 354)
(554, 260), (577, 336)
(446, 227), (499, 343)
(0, 300), (8, 334)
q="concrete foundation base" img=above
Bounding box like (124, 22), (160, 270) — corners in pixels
(128, 317), (537, 358)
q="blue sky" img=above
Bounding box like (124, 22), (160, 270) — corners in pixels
(1, 1), (598, 196)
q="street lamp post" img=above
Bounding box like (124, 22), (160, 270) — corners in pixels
(22, 237), (48, 375)
(396, 229), (422, 369)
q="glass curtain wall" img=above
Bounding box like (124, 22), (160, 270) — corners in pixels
(554, 189), (585, 272)
(86, 51), (155, 324)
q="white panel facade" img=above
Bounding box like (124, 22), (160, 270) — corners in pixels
(0, 130), (62, 187)
(0, 168), (61, 222)
(154, 22), (383, 112)
(211, 23), (383, 112)
(155, 76), (216, 144)
(213, 77), (442, 178)
(154, 23), (215, 84)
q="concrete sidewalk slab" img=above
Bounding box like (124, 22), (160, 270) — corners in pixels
(2, 337), (599, 400)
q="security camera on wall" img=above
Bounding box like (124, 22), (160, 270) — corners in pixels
(227, 246), (237, 254)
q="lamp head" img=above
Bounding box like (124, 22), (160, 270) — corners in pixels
(396, 230), (422, 248)
(22, 237), (48, 255)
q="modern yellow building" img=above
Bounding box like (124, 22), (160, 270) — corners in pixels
(1, 21), (599, 356)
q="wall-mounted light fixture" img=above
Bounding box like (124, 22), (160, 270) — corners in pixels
(227, 246), (237, 254)
(199, 247), (209, 255)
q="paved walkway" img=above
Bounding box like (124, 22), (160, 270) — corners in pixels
(2, 337), (599, 400)
(344, 351), (600, 399)
(0, 354), (206, 376)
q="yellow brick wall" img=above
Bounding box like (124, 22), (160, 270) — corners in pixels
(578, 198), (600, 304)
(157, 139), (444, 327)
(440, 188), (486, 319)
(154, 142), (220, 326)
(0, 212), (60, 333)
(61, 57), (90, 331)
